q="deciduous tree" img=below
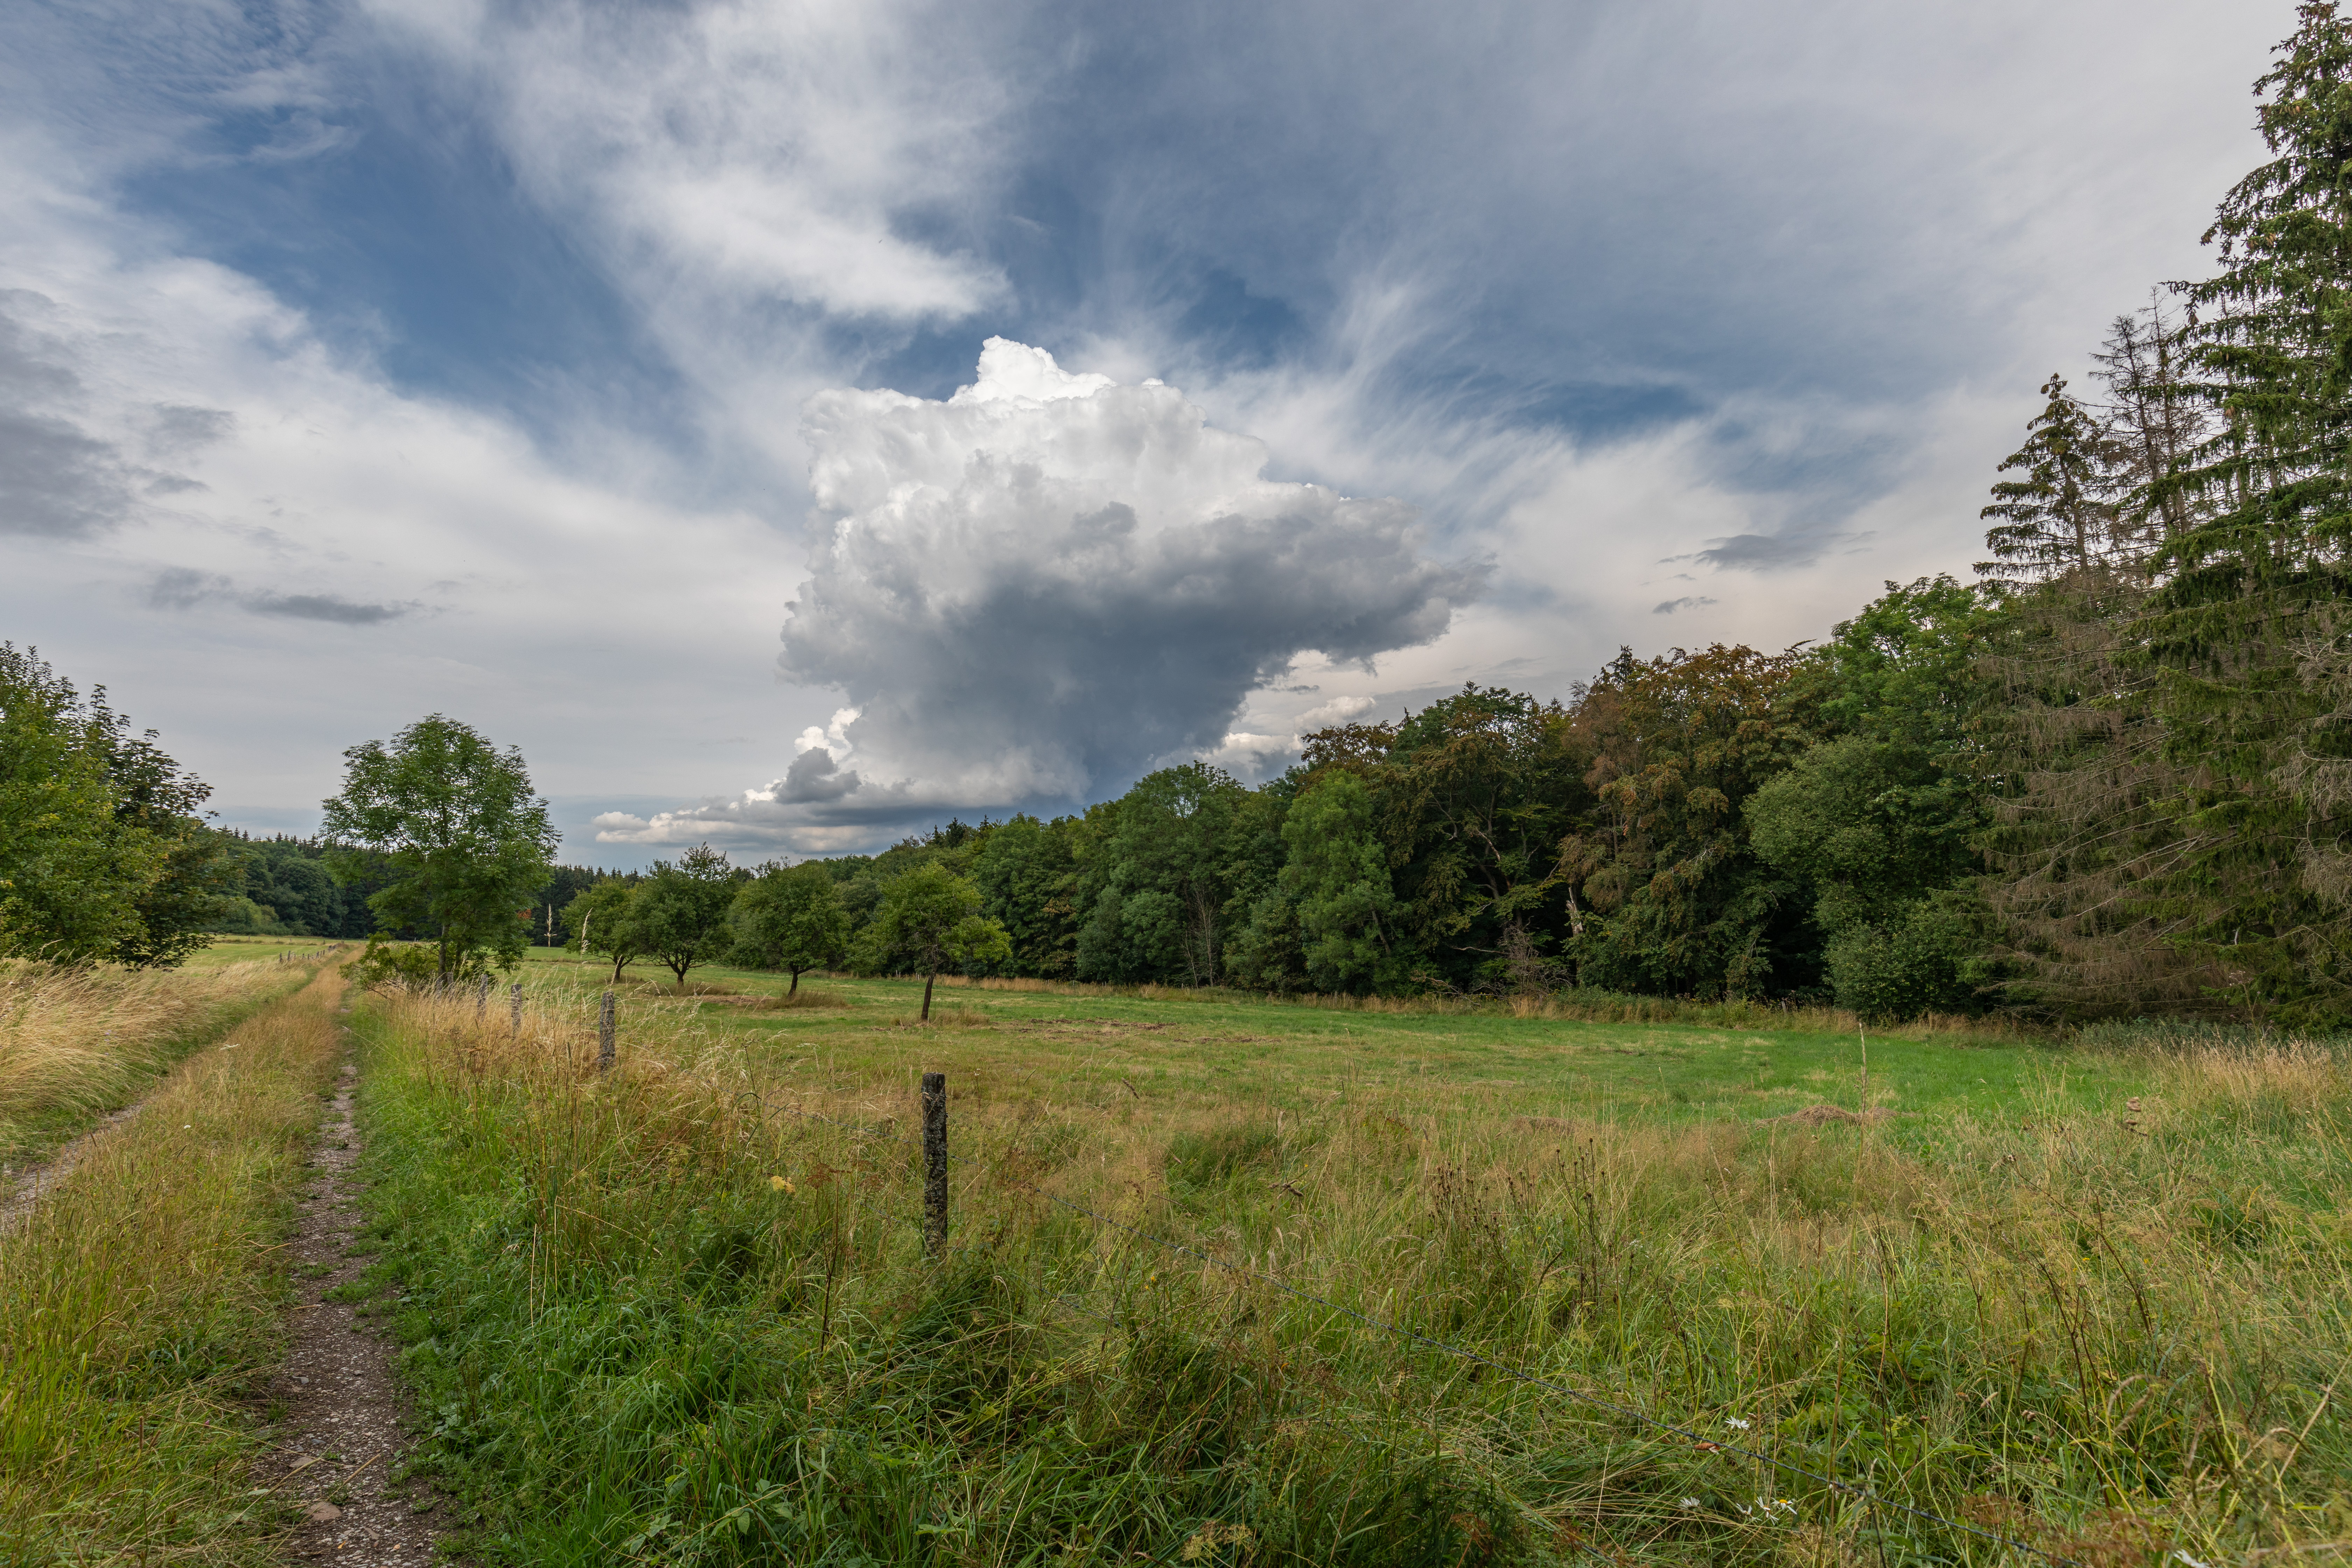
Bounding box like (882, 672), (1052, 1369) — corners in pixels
(0, 645), (157, 964)
(730, 860), (849, 993)
(869, 864), (1011, 1020)
(321, 715), (557, 981)
(565, 877), (646, 984)
(634, 845), (741, 989)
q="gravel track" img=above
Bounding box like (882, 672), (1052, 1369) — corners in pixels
(258, 1026), (450, 1564)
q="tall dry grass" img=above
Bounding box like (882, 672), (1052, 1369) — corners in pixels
(0, 957), (313, 1162)
(348, 984), (2352, 1565)
(0, 960), (349, 1564)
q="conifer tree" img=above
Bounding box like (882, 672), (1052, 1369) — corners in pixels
(2135, 0), (2352, 1021)
(2091, 295), (2207, 552)
(1977, 375), (2124, 589)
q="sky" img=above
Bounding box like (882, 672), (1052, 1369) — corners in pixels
(0, 0), (2284, 866)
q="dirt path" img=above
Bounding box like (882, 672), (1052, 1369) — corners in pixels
(258, 1023), (448, 1564)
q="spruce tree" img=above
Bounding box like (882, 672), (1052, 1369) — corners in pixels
(1977, 375), (2125, 590)
(2091, 295), (2207, 552)
(2139, 0), (2352, 1021)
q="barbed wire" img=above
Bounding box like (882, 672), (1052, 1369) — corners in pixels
(756, 1089), (2079, 1568)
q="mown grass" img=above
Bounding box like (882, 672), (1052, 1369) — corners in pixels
(0, 954), (320, 1168)
(0, 960), (348, 1564)
(351, 971), (2352, 1565)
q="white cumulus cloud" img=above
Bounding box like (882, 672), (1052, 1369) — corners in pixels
(594, 338), (1482, 845)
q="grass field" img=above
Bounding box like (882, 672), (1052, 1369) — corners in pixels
(0, 951), (321, 1168)
(493, 948), (2164, 1184)
(348, 956), (2352, 1566)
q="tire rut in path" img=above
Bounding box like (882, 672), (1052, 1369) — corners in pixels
(0, 1098), (150, 1237)
(260, 1026), (446, 1564)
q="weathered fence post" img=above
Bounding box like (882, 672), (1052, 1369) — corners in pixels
(476, 978), (491, 1017)
(598, 990), (616, 1073)
(510, 981), (524, 1038)
(921, 1071), (948, 1256)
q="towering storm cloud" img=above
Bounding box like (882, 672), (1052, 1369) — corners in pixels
(597, 340), (1479, 844)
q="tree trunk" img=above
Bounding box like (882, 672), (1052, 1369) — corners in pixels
(921, 969), (936, 1021)
(789, 966), (802, 996)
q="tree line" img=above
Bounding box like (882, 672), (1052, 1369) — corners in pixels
(0, 686), (605, 976)
(211, 832), (614, 949)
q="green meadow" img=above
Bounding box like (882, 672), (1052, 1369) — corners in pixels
(339, 957), (2351, 1566)
(511, 947), (2144, 1143)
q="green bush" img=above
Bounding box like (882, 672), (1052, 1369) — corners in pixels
(1824, 895), (1993, 1021)
(348, 937), (503, 992)
(203, 895), (290, 936)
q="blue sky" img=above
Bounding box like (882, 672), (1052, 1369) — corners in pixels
(0, 0), (2281, 865)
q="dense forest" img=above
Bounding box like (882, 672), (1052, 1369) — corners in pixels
(701, 10), (2352, 1028)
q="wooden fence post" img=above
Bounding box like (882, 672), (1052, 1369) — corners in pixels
(476, 978), (491, 1017)
(510, 981), (524, 1038)
(922, 1071), (947, 1256)
(598, 990), (616, 1072)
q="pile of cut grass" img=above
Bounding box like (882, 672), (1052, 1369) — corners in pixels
(0, 960), (349, 1563)
(351, 983), (2352, 1565)
(0, 956), (313, 1164)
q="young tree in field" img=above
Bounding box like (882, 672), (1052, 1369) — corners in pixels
(565, 877), (646, 984)
(729, 861), (849, 993)
(321, 715), (558, 981)
(869, 864), (1011, 1021)
(632, 844), (741, 989)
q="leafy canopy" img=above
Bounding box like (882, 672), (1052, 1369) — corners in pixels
(0, 645), (156, 963)
(633, 845), (742, 987)
(565, 877), (647, 983)
(869, 863), (1011, 1019)
(730, 861), (850, 992)
(321, 715), (557, 980)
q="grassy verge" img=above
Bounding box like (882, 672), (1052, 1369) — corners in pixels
(354, 977), (2350, 1566)
(0, 954), (328, 1167)
(0, 961), (349, 1563)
